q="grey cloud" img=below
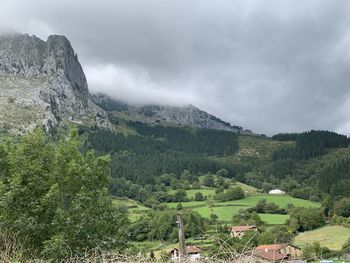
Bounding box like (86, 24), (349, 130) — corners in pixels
(1, 0), (350, 135)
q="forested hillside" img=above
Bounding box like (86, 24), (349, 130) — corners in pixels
(80, 122), (350, 215)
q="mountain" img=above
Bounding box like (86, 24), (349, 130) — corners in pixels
(92, 93), (253, 134)
(0, 33), (250, 135)
(0, 34), (109, 133)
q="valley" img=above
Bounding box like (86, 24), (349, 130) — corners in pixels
(0, 33), (350, 262)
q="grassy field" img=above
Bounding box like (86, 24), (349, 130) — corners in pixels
(294, 225), (350, 250)
(112, 197), (149, 221)
(258, 214), (290, 225)
(168, 188), (217, 199)
(167, 201), (206, 209)
(168, 194), (317, 224)
(214, 194), (320, 208)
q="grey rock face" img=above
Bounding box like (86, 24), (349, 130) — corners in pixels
(138, 104), (245, 133)
(92, 93), (251, 134)
(0, 34), (108, 133)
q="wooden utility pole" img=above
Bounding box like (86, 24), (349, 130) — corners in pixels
(177, 212), (187, 259)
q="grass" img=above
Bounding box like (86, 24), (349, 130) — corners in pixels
(168, 188), (217, 199)
(294, 225), (350, 251)
(168, 194), (318, 225)
(167, 201), (206, 209)
(112, 197), (149, 221)
(258, 214), (289, 225)
(214, 194), (320, 209)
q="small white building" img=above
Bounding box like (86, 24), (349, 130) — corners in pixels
(269, 189), (286, 195)
(170, 246), (202, 261)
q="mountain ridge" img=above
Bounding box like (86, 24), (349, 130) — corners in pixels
(92, 93), (253, 134)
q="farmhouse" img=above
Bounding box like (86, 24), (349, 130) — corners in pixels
(253, 243), (302, 262)
(229, 225), (257, 238)
(269, 189), (285, 195)
(169, 245), (202, 261)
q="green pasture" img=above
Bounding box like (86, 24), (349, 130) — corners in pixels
(167, 194), (318, 224)
(294, 225), (350, 251)
(112, 197), (149, 221)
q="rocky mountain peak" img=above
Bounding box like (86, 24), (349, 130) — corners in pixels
(0, 33), (108, 133)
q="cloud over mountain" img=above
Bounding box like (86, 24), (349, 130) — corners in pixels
(1, 0), (350, 135)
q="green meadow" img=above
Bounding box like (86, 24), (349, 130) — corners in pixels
(166, 192), (319, 224)
(294, 225), (350, 251)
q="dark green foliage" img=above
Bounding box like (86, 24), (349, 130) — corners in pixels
(176, 203), (183, 210)
(334, 198), (350, 217)
(289, 207), (326, 232)
(129, 121), (239, 156)
(232, 209), (263, 226)
(254, 199), (287, 214)
(83, 126), (238, 192)
(273, 130), (349, 161)
(272, 133), (299, 141)
(194, 192), (205, 201)
(318, 157), (350, 196)
(214, 186), (245, 201)
(173, 189), (188, 202)
(0, 129), (128, 259)
(258, 225), (294, 245)
(202, 174), (215, 187)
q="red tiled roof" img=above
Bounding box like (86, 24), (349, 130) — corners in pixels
(254, 250), (289, 261)
(230, 225), (257, 232)
(256, 244), (288, 252)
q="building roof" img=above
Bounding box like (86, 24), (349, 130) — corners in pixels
(186, 246), (202, 254)
(254, 250), (289, 261)
(229, 225), (257, 232)
(256, 243), (288, 252)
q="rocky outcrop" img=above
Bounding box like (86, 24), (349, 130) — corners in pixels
(0, 34), (108, 133)
(138, 104), (246, 133)
(92, 93), (252, 134)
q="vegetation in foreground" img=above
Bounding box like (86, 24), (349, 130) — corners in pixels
(0, 129), (128, 260)
(1, 124), (350, 262)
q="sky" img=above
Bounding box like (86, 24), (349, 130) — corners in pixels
(1, 0), (350, 135)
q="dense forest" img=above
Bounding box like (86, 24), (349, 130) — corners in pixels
(81, 123), (240, 200)
(82, 125), (350, 207)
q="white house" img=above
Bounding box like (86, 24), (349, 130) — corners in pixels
(170, 246), (202, 261)
(269, 189), (285, 195)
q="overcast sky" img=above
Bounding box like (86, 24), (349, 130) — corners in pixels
(1, 0), (350, 135)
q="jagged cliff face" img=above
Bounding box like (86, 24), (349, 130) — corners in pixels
(0, 34), (108, 133)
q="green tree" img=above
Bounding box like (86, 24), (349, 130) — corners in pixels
(194, 192), (205, 201)
(258, 231), (275, 245)
(176, 203), (183, 210)
(0, 130), (55, 249)
(202, 174), (215, 187)
(289, 207), (325, 232)
(225, 186), (245, 201)
(174, 189), (188, 202)
(216, 168), (228, 177)
(0, 129), (128, 259)
(334, 198), (350, 217)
